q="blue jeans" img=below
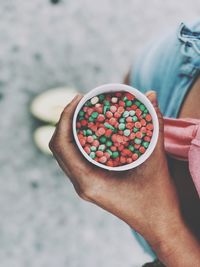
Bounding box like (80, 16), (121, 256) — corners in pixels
(129, 20), (200, 259)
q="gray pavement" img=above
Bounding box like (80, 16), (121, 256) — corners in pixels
(0, 1), (199, 266)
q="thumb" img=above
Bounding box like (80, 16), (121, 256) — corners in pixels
(145, 90), (165, 150)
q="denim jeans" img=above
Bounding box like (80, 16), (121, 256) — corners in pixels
(129, 19), (200, 259)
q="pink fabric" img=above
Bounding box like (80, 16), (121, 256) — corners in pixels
(164, 117), (200, 197)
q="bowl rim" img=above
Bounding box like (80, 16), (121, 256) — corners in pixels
(73, 83), (159, 171)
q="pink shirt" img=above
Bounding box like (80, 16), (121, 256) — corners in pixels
(164, 117), (200, 197)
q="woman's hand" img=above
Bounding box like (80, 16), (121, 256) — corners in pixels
(49, 91), (200, 266)
(49, 91), (180, 240)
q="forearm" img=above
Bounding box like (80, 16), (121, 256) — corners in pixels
(151, 221), (200, 267)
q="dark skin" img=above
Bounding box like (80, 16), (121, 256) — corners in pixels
(125, 72), (200, 240)
(49, 80), (200, 265)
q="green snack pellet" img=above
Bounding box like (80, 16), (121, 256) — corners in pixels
(99, 144), (106, 151)
(104, 100), (110, 106)
(134, 100), (141, 107)
(122, 111), (129, 118)
(139, 104), (145, 111)
(118, 123), (125, 130)
(92, 134), (97, 140)
(85, 100), (93, 107)
(83, 130), (87, 136)
(91, 112), (98, 118)
(133, 127), (139, 133)
(90, 146), (97, 152)
(129, 110), (136, 116)
(106, 140), (113, 147)
(79, 116), (84, 121)
(106, 149), (113, 156)
(135, 150), (142, 156)
(128, 145), (134, 152)
(79, 110), (85, 117)
(124, 129), (131, 136)
(88, 117), (94, 122)
(126, 100), (132, 107)
(103, 105), (110, 115)
(99, 94), (105, 102)
(119, 118), (125, 123)
(90, 152), (96, 159)
(86, 129), (93, 136)
(104, 122), (115, 131)
(135, 138), (142, 144)
(123, 96), (128, 101)
(112, 151), (119, 159)
(132, 116), (138, 122)
(144, 108), (148, 113)
(142, 114), (146, 118)
(143, 141), (150, 148)
(100, 136), (107, 143)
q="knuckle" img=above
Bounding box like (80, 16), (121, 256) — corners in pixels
(49, 137), (63, 154)
(61, 105), (70, 118)
(76, 184), (96, 202)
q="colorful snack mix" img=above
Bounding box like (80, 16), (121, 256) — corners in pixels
(76, 91), (154, 167)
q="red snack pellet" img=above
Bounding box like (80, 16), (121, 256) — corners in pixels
(130, 132), (136, 140)
(126, 158), (133, 164)
(126, 116), (133, 123)
(107, 160), (114, 167)
(92, 140), (100, 147)
(97, 127), (106, 136)
(109, 117), (117, 126)
(81, 120), (87, 126)
(97, 114), (105, 122)
(146, 123), (154, 130)
(110, 146), (117, 152)
(96, 151), (104, 157)
(134, 144), (140, 149)
(125, 92), (135, 101)
(76, 122), (81, 129)
(135, 131), (143, 139)
(99, 156), (107, 164)
(114, 112), (121, 119)
(106, 111), (113, 118)
(118, 144), (124, 151)
(119, 100), (125, 107)
(105, 129), (113, 137)
(140, 127), (147, 133)
(84, 146), (91, 154)
(136, 108), (142, 116)
(145, 114), (152, 122)
(139, 146), (146, 154)
(144, 136), (151, 142)
(140, 119), (147, 126)
(120, 156), (126, 164)
(146, 130), (153, 137)
(80, 138), (86, 146)
(135, 122), (142, 129)
(132, 153), (139, 161)
(87, 136), (94, 143)
(117, 106), (125, 114)
(126, 122), (134, 129)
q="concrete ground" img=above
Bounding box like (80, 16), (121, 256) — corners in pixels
(0, 1), (199, 266)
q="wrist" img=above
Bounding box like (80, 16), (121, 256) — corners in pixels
(150, 219), (200, 266)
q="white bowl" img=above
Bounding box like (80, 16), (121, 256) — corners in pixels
(73, 83), (159, 171)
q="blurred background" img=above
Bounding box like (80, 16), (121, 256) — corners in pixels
(0, 1), (199, 266)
